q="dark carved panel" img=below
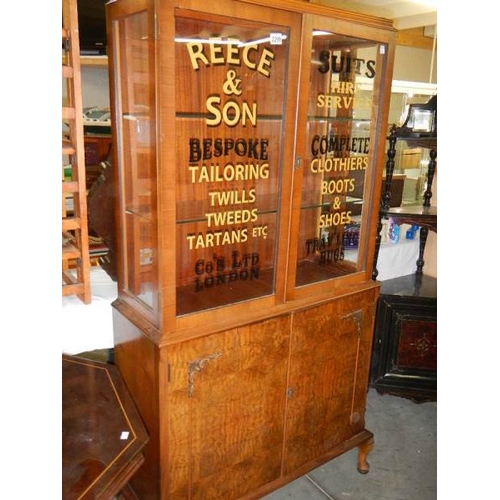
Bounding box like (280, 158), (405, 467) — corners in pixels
(397, 317), (437, 370)
(370, 274), (437, 403)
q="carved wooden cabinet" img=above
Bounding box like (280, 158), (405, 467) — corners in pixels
(106, 0), (395, 498)
(370, 274), (437, 403)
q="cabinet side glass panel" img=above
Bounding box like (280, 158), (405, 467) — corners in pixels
(114, 11), (157, 310)
(295, 30), (378, 287)
(174, 15), (290, 316)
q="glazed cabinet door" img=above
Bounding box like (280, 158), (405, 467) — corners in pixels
(164, 1), (302, 326)
(289, 14), (394, 298)
(283, 287), (377, 474)
(166, 315), (291, 499)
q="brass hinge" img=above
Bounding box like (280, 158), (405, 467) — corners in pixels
(341, 309), (363, 337)
(187, 352), (222, 398)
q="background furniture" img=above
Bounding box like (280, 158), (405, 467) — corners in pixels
(83, 133), (112, 190)
(370, 273), (437, 402)
(62, 354), (149, 499)
(62, 0), (91, 303)
(382, 174), (405, 208)
(106, 1), (396, 497)
(373, 96), (437, 280)
(87, 160), (118, 280)
(370, 96), (437, 402)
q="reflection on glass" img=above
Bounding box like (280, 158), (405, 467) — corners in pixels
(174, 15), (290, 316)
(295, 30), (379, 287)
(115, 11), (157, 309)
(408, 109), (434, 132)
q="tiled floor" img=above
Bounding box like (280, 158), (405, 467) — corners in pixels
(263, 389), (437, 500)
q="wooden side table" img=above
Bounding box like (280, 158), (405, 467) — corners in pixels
(62, 355), (149, 499)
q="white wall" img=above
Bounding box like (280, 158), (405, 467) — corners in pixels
(81, 66), (110, 108)
(393, 45), (437, 84)
(62, 65), (110, 109)
(393, 45), (438, 278)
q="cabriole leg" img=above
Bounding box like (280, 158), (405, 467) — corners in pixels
(357, 436), (374, 474)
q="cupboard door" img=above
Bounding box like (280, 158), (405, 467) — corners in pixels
(166, 315), (291, 499)
(283, 288), (376, 473)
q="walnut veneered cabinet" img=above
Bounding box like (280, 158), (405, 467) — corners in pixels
(106, 1), (395, 498)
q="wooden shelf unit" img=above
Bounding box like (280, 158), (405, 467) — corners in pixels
(62, 54), (109, 67)
(371, 100), (437, 401)
(373, 119), (437, 279)
(62, 0), (91, 303)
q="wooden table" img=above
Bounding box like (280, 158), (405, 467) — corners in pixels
(62, 355), (149, 500)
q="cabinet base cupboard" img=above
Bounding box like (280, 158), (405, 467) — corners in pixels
(113, 286), (378, 499)
(106, 0), (396, 498)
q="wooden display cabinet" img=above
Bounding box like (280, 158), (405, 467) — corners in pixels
(106, 1), (395, 498)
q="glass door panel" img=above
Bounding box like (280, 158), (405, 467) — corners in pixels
(295, 29), (381, 287)
(174, 13), (291, 316)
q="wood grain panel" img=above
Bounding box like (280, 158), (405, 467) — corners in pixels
(396, 27), (435, 50)
(343, 288), (377, 434)
(112, 309), (161, 500)
(283, 288), (376, 473)
(166, 316), (291, 499)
